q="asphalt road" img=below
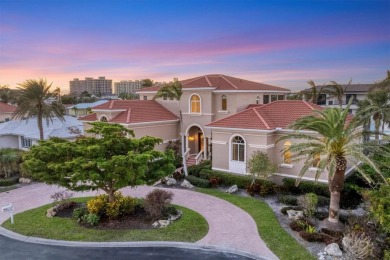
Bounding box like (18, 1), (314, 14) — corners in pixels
(0, 235), (257, 260)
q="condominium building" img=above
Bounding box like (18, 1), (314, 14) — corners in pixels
(69, 77), (113, 96)
(114, 80), (143, 95)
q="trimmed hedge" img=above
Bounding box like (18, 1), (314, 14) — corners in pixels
(282, 178), (330, 197)
(187, 160), (211, 177)
(0, 176), (19, 187)
(200, 169), (253, 188)
(278, 194), (298, 206)
(185, 176), (210, 188)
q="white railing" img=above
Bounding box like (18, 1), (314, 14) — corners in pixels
(184, 149), (191, 160)
(195, 150), (204, 165)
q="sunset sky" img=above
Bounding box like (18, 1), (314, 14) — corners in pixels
(0, 0), (389, 93)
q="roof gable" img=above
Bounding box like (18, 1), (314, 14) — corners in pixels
(0, 102), (16, 113)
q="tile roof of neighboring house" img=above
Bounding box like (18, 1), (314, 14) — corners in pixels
(302, 84), (375, 93)
(80, 100), (179, 124)
(207, 100), (324, 130)
(0, 116), (83, 140)
(246, 104), (265, 109)
(137, 74), (290, 93)
(67, 100), (109, 110)
(0, 102), (17, 113)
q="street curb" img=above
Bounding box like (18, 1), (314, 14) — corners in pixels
(0, 226), (271, 260)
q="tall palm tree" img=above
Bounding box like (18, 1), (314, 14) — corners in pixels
(326, 79), (352, 107)
(278, 103), (388, 230)
(356, 90), (390, 140)
(12, 79), (65, 140)
(153, 78), (187, 175)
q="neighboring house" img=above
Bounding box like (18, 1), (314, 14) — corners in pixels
(79, 100), (179, 151)
(65, 100), (108, 118)
(0, 116), (84, 150)
(137, 74), (290, 162)
(0, 102), (16, 123)
(302, 84), (374, 114)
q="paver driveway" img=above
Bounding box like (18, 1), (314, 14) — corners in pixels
(0, 183), (278, 260)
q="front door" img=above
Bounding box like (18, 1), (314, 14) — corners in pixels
(198, 133), (204, 152)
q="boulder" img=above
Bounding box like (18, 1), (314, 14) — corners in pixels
(19, 177), (31, 184)
(168, 210), (182, 221)
(226, 185), (238, 194)
(181, 180), (194, 189)
(46, 207), (57, 218)
(152, 220), (171, 228)
(287, 210), (304, 221)
(165, 178), (177, 186)
(324, 243), (342, 257)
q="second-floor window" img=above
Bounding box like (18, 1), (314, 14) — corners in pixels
(221, 95), (227, 111)
(264, 95), (269, 104)
(190, 94), (201, 113)
(143, 96), (147, 100)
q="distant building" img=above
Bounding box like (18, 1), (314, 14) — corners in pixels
(65, 100), (108, 118)
(114, 80), (143, 95)
(69, 77), (113, 96)
(0, 116), (83, 150)
(0, 102), (16, 123)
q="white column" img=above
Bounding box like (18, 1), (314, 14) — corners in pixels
(203, 137), (207, 159)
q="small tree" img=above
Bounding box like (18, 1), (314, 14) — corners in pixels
(248, 151), (276, 183)
(22, 122), (175, 203)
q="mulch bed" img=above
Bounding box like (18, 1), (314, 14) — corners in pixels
(55, 202), (157, 230)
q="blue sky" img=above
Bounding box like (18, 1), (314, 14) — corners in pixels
(0, 0), (389, 92)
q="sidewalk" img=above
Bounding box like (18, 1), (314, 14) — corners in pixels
(0, 183), (278, 260)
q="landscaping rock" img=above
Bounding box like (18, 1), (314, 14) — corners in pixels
(168, 210), (182, 221)
(19, 177), (31, 184)
(152, 220), (171, 228)
(181, 179), (194, 189)
(324, 243), (342, 257)
(46, 207), (57, 218)
(165, 178), (177, 186)
(287, 209), (304, 221)
(226, 185), (238, 194)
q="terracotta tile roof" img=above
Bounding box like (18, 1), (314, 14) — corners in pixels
(207, 100), (324, 130)
(246, 104), (265, 109)
(80, 100), (178, 124)
(137, 74), (290, 93)
(0, 102), (16, 113)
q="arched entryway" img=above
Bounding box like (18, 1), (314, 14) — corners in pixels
(186, 125), (204, 155)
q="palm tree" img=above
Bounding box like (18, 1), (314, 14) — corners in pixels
(302, 80), (327, 104)
(153, 78), (187, 175)
(326, 79), (352, 107)
(356, 90), (390, 140)
(12, 79), (65, 140)
(278, 103), (388, 230)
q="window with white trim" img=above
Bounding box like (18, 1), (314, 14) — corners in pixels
(221, 95), (227, 111)
(21, 136), (32, 148)
(190, 94), (201, 113)
(100, 116), (108, 122)
(231, 136), (245, 162)
(283, 141), (292, 164)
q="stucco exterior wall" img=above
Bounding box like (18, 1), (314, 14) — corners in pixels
(0, 135), (19, 149)
(0, 113), (13, 123)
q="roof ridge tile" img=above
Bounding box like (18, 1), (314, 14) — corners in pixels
(220, 74), (238, 89)
(252, 108), (271, 129)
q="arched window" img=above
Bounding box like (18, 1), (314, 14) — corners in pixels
(231, 136), (245, 162)
(190, 95), (201, 113)
(100, 116), (108, 122)
(221, 95), (227, 111)
(283, 141), (292, 164)
(313, 153), (320, 167)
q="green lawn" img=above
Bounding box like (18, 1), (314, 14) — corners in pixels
(1, 197), (208, 242)
(197, 188), (315, 260)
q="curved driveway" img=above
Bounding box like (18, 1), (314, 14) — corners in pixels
(0, 183), (278, 260)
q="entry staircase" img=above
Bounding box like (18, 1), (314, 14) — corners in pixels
(186, 154), (197, 167)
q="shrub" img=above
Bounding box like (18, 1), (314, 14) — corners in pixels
(368, 183), (390, 233)
(186, 175), (210, 188)
(172, 170), (184, 181)
(342, 231), (376, 260)
(299, 231), (328, 243)
(87, 192), (137, 219)
(259, 181), (276, 196)
(0, 176), (19, 187)
(81, 213), (100, 226)
(144, 189), (173, 220)
(277, 195), (298, 206)
(289, 218), (314, 232)
(0, 148), (23, 178)
(340, 183), (363, 209)
(282, 178), (329, 197)
(305, 225), (316, 234)
(280, 206), (303, 215)
(317, 195), (330, 207)
(72, 207), (88, 221)
(298, 193), (318, 218)
(187, 160), (211, 177)
(209, 176), (222, 187)
(245, 183), (261, 197)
